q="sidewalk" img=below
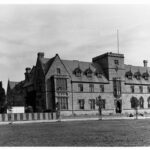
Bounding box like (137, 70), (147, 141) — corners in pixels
(0, 115), (150, 125)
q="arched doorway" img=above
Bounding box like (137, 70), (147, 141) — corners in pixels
(115, 100), (122, 113)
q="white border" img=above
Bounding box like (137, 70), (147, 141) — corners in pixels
(0, 0), (150, 4)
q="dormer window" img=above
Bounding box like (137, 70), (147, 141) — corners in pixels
(76, 72), (81, 77)
(87, 72), (92, 77)
(134, 71), (141, 80)
(73, 66), (82, 77)
(143, 71), (149, 80)
(85, 67), (93, 78)
(125, 70), (133, 80)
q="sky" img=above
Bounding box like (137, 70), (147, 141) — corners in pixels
(1, 4), (150, 90)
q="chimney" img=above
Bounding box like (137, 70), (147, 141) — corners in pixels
(25, 67), (31, 80)
(143, 60), (148, 67)
(38, 52), (44, 59)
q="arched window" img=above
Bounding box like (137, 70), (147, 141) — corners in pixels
(147, 97), (150, 108)
(139, 97), (144, 108)
(130, 97), (138, 109)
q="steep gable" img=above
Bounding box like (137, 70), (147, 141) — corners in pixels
(45, 54), (70, 79)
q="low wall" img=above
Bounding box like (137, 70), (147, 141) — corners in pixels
(0, 113), (57, 122)
(60, 109), (115, 116)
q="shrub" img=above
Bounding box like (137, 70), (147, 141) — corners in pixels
(129, 113), (133, 117)
(25, 106), (33, 113)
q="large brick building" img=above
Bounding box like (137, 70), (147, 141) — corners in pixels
(6, 52), (150, 116)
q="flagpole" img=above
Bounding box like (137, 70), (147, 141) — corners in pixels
(117, 29), (119, 54)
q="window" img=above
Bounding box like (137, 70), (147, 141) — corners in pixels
(89, 84), (94, 92)
(128, 75), (132, 80)
(148, 97), (150, 108)
(144, 75), (149, 80)
(114, 60), (119, 65)
(113, 78), (121, 98)
(143, 71), (149, 80)
(139, 86), (143, 93)
(147, 86), (150, 93)
(57, 68), (61, 75)
(85, 67), (92, 78)
(87, 72), (92, 77)
(130, 85), (134, 93)
(126, 71), (133, 80)
(76, 71), (81, 77)
(102, 99), (106, 109)
(130, 97), (138, 109)
(79, 99), (84, 110)
(139, 97), (144, 108)
(78, 84), (83, 92)
(74, 67), (82, 77)
(134, 71), (141, 80)
(100, 84), (104, 93)
(136, 76), (141, 80)
(89, 99), (95, 110)
(59, 97), (68, 110)
(56, 78), (67, 91)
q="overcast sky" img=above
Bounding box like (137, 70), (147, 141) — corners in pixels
(1, 4), (150, 90)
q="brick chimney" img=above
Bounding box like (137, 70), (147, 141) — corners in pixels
(38, 52), (44, 59)
(25, 67), (31, 81)
(143, 60), (148, 67)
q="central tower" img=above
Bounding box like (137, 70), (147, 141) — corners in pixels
(93, 52), (125, 113)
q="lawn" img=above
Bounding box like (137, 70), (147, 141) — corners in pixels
(0, 119), (150, 146)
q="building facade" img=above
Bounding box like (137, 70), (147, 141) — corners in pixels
(7, 52), (150, 116)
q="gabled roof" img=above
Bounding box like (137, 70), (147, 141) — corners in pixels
(125, 65), (150, 84)
(62, 59), (108, 83)
(40, 56), (55, 74)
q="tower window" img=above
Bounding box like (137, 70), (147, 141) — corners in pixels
(114, 60), (119, 65)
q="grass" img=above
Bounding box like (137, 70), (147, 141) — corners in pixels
(0, 119), (150, 146)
